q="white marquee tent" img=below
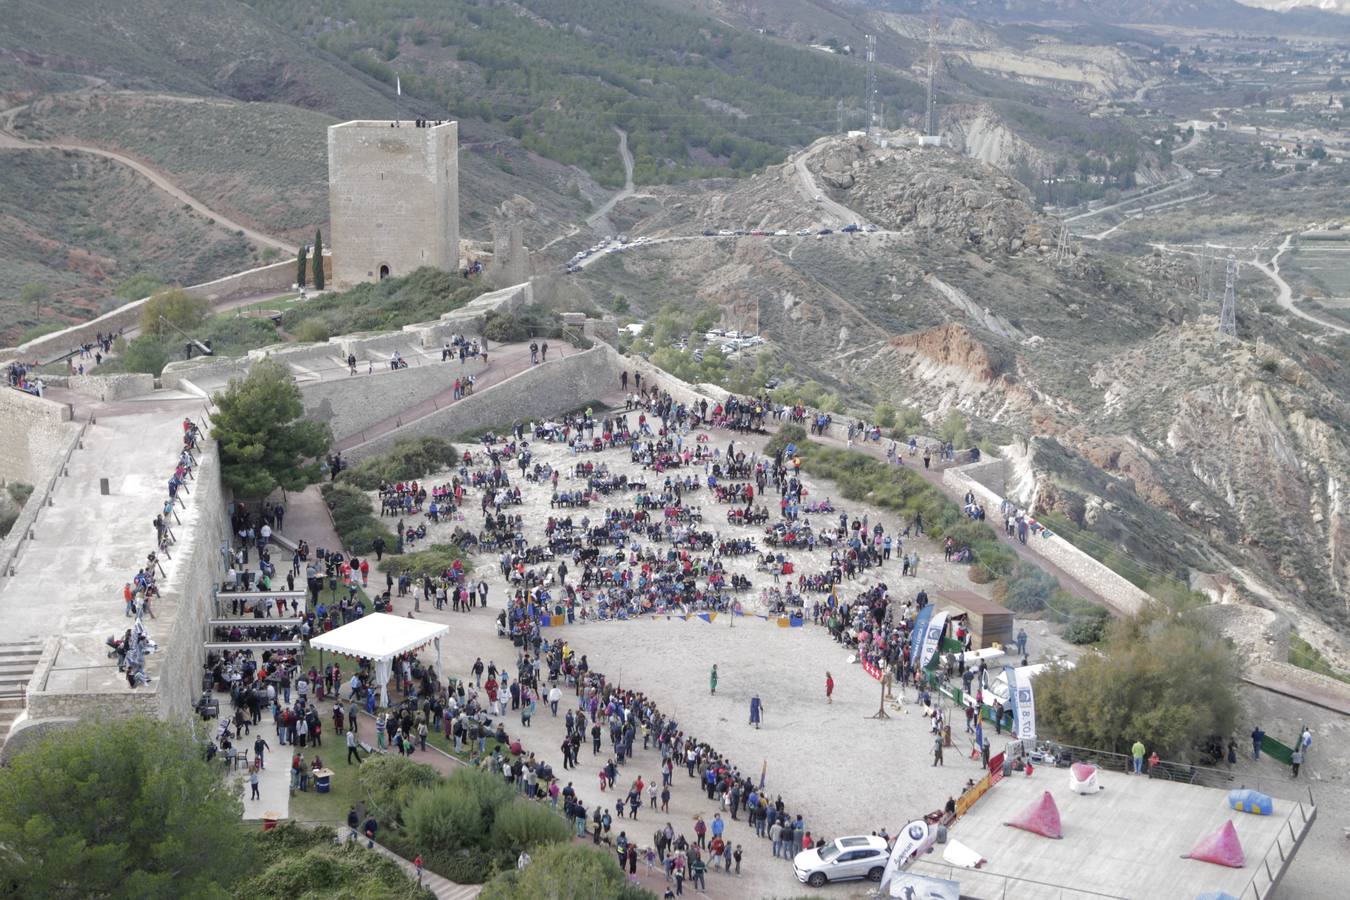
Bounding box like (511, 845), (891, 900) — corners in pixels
(310, 613), (448, 707)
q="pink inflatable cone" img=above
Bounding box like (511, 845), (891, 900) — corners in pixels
(1005, 790), (1062, 839)
(1070, 762), (1096, 781)
(1183, 820), (1244, 868)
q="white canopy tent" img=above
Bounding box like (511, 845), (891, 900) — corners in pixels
(310, 613), (448, 707)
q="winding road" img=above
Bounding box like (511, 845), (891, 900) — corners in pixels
(792, 141), (871, 228)
(1249, 234), (1350, 336)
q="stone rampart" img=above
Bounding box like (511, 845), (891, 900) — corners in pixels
(344, 345), (617, 461)
(0, 256), (331, 366)
(944, 464), (1150, 616)
(300, 358), (484, 444)
(64, 373), (155, 402)
(0, 388), (77, 486)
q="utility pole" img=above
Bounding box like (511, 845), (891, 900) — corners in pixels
(837, 98), (845, 135)
(925, 9), (939, 138)
(865, 34), (878, 138)
(1219, 254), (1239, 338)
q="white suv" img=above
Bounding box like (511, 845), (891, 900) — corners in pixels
(793, 835), (889, 887)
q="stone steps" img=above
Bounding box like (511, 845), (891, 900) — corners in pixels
(0, 641), (44, 754)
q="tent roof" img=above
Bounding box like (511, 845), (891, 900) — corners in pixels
(309, 613), (448, 662)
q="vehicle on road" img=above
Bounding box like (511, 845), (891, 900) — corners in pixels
(796, 228), (813, 236)
(703, 229), (716, 236)
(818, 228), (833, 235)
(842, 223), (860, 233)
(793, 835), (888, 887)
(774, 229), (789, 236)
(865, 224), (878, 232)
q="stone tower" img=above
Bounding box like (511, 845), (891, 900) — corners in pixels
(327, 120), (459, 288)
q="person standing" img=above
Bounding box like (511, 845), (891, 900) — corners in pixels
(414, 854), (424, 885)
(249, 763), (261, 800)
(709, 664), (718, 696)
(1251, 725), (1265, 760)
(932, 733), (944, 766)
(1016, 628), (1028, 656)
(346, 726), (362, 765)
(1291, 747), (1303, 779)
(1131, 739), (1146, 775)
(749, 695), (763, 729)
(1300, 726), (1313, 760)
(825, 672), (834, 704)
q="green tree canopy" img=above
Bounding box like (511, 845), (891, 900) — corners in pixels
(139, 288), (209, 340)
(296, 245), (309, 288)
(312, 229), (325, 291)
(478, 843), (652, 900)
(0, 718), (248, 899)
(211, 358), (331, 498)
(1035, 599), (1242, 760)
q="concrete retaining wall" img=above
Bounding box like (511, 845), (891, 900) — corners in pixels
(405, 281), (533, 347)
(0, 256), (332, 366)
(300, 358), (484, 444)
(944, 464), (1150, 616)
(344, 345), (617, 461)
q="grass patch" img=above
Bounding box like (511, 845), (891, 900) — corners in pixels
(381, 545), (472, 581)
(1288, 631), (1350, 684)
(100, 314), (281, 376)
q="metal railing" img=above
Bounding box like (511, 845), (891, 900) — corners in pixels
(0, 418), (88, 578)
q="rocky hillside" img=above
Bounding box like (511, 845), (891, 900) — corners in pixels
(585, 134), (1350, 663)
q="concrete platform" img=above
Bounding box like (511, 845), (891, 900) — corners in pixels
(911, 767), (1315, 899)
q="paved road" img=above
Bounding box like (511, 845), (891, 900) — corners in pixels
(791, 141), (870, 229)
(1249, 234), (1350, 336)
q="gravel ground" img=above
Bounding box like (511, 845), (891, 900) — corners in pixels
(369, 418), (1031, 897)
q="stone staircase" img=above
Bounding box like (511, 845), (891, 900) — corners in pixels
(0, 641), (45, 748)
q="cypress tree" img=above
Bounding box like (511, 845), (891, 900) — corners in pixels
(296, 245), (308, 287)
(312, 229), (325, 290)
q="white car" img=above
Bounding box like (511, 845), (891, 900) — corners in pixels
(793, 835), (888, 887)
(774, 229), (789, 236)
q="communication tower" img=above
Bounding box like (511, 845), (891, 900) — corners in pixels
(1219, 254), (1239, 338)
(925, 14), (939, 137)
(865, 34), (878, 137)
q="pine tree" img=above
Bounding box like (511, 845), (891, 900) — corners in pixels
(312, 229), (325, 290)
(296, 245), (308, 288)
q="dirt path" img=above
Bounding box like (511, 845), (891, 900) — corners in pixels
(1249, 234), (1350, 336)
(792, 141), (871, 228)
(0, 98), (295, 254)
(585, 127), (636, 231)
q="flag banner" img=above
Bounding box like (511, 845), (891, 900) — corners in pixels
(861, 659), (883, 681)
(1006, 664), (1037, 741)
(878, 819), (937, 892)
(909, 604), (933, 667)
(920, 610), (950, 669)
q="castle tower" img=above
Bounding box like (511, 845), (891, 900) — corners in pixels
(327, 120), (459, 288)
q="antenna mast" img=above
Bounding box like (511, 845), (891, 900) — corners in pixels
(925, 11), (939, 137)
(865, 33), (878, 138)
(1219, 254), (1239, 338)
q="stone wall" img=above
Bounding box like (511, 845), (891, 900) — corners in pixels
(944, 464), (1151, 616)
(0, 388), (77, 485)
(64, 373), (155, 402)
(300, 358), (484, 444)
(404, 281), (533, 347)
(160, 356), (251, 396)
(0, 256), (331, 366)
(345, 345), (618, 461)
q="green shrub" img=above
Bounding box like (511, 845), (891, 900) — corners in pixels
(357, 755), (443, 826)
(322, 482), (398, 555)
(488, 800), (573, 855)
(482, 304), (565, 344)
(281, 267), (486, 336)
(341, 437), (459, 490)
(242, 839), (430, 899)
(381, 544), (471, 581)
(873, 402), (897, 429)
(292, 318), (331, 343)
(6, 483), (34, 507)
(403, 767), (514, 857)
(478, 843), (645, 900)
(1063, 609), (1109, 644)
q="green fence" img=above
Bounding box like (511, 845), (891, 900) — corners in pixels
(1261, 733), (1295, 765)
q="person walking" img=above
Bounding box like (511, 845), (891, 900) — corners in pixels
(825, 672), (834, 704)
(249, 763), (261, 800)
(932, 733), (944, 766)
(709, 665), (718, 695)
(414, 854), (424, 885)
(346, 726), (362, 765)
(1251, 725), (1265, 760)
(1131, 739), (1146, 775)
(1291, 747), (1303, 779)
(748, 695), (763, 729)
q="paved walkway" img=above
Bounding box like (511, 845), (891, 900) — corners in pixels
(333, 828), (482, 900)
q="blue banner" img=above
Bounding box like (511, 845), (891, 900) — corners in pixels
(909, 604), (933, 668)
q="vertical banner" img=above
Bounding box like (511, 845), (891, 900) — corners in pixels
(909, 604), (933, 669)
(1004, 665), (1037, 741)
(920, 610), (950, 669)
(878, 819), (936, 893)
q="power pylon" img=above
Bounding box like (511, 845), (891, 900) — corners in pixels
(837, 98), (845, 134)
(865, 34), (878, 137)
(1055, 222), (1072, 266)
(1219, 254), (1239, 338)
(1196, 244), (1211, 306)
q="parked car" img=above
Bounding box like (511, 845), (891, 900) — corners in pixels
(865, 223), (878, 232)
(796, 228), (813, 236)
(793, 835), (888, 887)
(842, 223), (860, 233)
(818, 228), (833, 235)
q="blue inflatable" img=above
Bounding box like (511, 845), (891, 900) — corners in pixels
(1196, 893), (1239, 900)
(1227, 788), (1273, 816)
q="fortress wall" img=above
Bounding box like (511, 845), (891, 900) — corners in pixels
(0, 388), (75, 486)
(944, 465), (1150, 616)
(299, 358), (485, 444)
(344, 345), (617, 462)
(22, 441), (227, 724)
(64, 374), (155, 401)
(0, 256), (331, 367)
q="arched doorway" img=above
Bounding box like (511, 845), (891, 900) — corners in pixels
(379, 264), (391, 280)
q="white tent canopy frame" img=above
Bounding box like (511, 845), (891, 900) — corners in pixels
(309, 613), (449, 707)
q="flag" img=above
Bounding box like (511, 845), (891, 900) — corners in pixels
(1006, 665), (1037, 741)
(878, 819), (936, 892)
(909, 604), (933, 666)
(396, 75), (401, 96)
(920, 611), (949, 669)
(759, 760), (766, 790)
